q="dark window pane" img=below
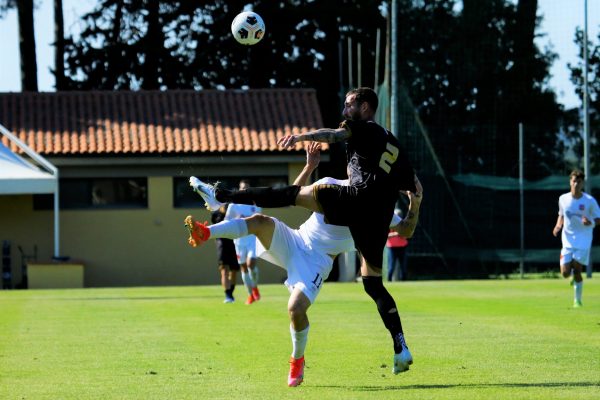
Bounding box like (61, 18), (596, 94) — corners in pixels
(33, 194), (53, 210)
(34, 178), (148, 210)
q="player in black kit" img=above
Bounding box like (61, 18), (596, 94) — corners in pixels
(211, 204), (240, 303)
(190, 87), (421, 374)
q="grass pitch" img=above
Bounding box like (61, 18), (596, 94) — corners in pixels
(1, 279), (599, 399)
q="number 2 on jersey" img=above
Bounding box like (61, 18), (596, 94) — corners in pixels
(379, 143), (399, 173)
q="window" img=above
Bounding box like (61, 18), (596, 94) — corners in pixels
(173, 176), (288, 208)
(34, 178), (148, 210)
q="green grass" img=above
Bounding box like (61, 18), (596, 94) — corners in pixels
(1, 279), (599, 399)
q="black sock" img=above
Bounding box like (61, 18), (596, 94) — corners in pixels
(392, 332), (408, 354)
(362, 276), (404, 352)
(215, 186), (300, 207)
(230, 284), (235, 296)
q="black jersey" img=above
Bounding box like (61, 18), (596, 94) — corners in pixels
(342, 119), (416, 193)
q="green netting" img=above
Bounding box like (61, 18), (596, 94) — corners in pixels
(451, 246), (600, 263)
(382, 84), (600, 277)
(453, 174), (600, 191)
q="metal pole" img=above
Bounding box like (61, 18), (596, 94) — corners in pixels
(338, 26), (345, 109)
(357, 41), (362, 88)
(583, 0), (592, 278)
(53, 170), (60, 258)
(391, 0), (398, 136)
(519, 123), (525, 278)
(583, 0), (590, 193)
(375, 29), (381, 88)
(347, 37), (353, 89)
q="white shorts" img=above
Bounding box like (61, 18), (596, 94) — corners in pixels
(256, 218), (333, 304)
(560, 247), (590, 267)
(234, 235), (257, 263)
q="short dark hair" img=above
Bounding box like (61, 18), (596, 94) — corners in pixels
(570, 169), (585, 180)
(347, 87), (378, 113)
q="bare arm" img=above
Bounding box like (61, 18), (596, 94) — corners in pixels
(293, 142), (321, 186)
(390, 175), (423, 238)
(278, 127), (350, 148)
(552, 215), (563, 237)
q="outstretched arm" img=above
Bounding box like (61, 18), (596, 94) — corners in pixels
(552, 215), (563, 237)
(278, 127), (350, 148)
(293, 142), (321, 186)
(390, 175), (423, 239)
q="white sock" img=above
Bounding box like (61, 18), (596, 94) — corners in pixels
(241, 271), (255, 295)
(574, 281), (583, 302)
(250, 266), (259, 285)
(290, 324), (309, 359)
(209, 219), (248, 239)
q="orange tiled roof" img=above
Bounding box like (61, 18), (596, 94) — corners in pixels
(0, 89), (326, 155)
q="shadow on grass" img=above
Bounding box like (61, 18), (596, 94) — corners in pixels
(316, 381), (600, 391)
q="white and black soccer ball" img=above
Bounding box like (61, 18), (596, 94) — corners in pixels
(231, 11), (265, 45)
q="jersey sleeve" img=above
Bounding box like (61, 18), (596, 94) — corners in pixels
(389, 213), (402, 227)
(557, 197), (563, 216)
(590, 197), (600, 219)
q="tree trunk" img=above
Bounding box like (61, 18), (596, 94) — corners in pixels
(142, 0), (160, 90)
(54, 0), (65, 90)
(17, 0), (38, 91)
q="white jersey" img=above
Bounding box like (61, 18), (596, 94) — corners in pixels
(225, 203), (262, 220)
(225, 203), (262, 257)
(255, 177), (401, 303)
(558, 192), (600, 250)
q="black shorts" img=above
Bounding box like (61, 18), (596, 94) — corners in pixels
(215, 239), (240, 271)
(314, 184), (395, 270)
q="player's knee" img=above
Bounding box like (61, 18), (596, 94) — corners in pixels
(288, 302), (307, 322)
(362, 275), (385, 299)
(246, 213), (272, 232)
(561, 268), (571, 278)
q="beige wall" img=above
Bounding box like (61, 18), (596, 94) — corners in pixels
(0, 175), (313, 288)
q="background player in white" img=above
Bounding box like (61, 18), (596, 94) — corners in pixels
(185, 143), (423, 386)
(552, 169), (600, 307)
(224, 180), (262, 305)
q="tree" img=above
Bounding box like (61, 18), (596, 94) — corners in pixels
(565, 27), (600, 172)
(393, 0), (559, 178)
(0, 0), (38, 91)
(61, 0), (566, 178)
(54, 0), (66, 90)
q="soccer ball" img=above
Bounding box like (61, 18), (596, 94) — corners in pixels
(231, 11), (265, 45)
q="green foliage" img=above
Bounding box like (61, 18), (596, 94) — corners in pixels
(565, 28), (600, 173)
(0, 0), (17, 19)
(60, 0), (579, 176)
(1, 280), (599, 399)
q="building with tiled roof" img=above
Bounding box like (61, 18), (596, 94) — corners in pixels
(0, 89), (326, 155)
(0, 89), (333, 289)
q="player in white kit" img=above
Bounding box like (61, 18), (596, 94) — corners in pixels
(552, 169), (600, 307)
(225, 180), (262, 304)
(185, 143), (422, 386)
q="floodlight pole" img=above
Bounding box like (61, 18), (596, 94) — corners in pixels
(583, 0), (590, 194)
(390, 0), (398, 136)
(583, 0), (592, 278)
(519, 123), (525, 279)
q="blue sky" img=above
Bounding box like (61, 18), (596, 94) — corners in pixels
(0, 0), (598, 109)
